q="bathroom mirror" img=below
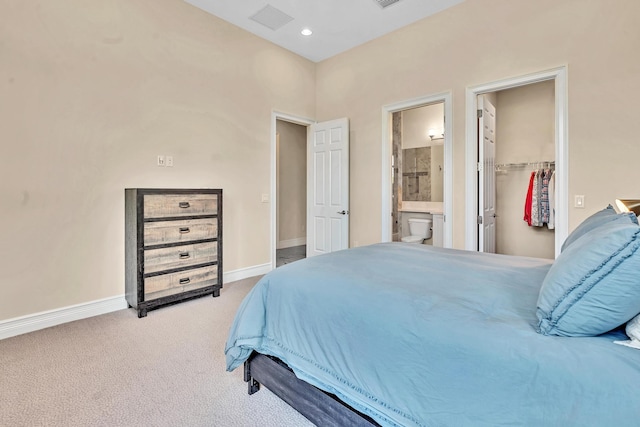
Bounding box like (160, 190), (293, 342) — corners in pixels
(397, 103), (444, 203)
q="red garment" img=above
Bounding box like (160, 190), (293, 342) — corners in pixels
(523, 171), (535, 226)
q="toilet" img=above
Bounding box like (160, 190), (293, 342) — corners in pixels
(401, 218), (432, 244)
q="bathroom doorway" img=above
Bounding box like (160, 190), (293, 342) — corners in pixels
(382, 92), (453, 247)
(392, 103), (445, 244)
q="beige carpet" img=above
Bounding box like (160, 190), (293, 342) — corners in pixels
(0, 277), (314, 427)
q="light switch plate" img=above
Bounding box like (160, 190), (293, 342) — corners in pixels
(575, 195), (585, 208)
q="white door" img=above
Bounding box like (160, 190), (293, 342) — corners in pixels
(478, 96), (496, 253)
(307, 118), (349, 257)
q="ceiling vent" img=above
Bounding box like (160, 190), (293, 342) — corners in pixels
(374, 0), (401, 8)
(249, 5), (294, 31)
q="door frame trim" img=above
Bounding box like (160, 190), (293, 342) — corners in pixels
(381, 92), (453, 247)
(271, 111), (315, 270)
(464, 66), (569, 256)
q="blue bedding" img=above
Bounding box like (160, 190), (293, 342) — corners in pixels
(225, 243), (640, 426)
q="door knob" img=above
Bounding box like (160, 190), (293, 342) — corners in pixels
(337, 210), (349, 215)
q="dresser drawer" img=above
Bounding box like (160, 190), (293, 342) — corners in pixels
(145, 265), (218, 300)
(144, 194), (218, 218)
(144, 218), (217, 246)
(144, 241), (217, 274)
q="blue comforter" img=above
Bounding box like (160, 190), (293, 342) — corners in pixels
(225, 243), (640, 426)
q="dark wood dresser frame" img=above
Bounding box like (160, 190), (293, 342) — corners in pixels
(244, 352), (381, 427)
(125, 188), (223, 318)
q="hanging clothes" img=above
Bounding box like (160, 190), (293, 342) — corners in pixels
(523, 167), (555, 228)
(548, 170), (556, 230)
(523, 171), (535, 226)
(531, 169), (542, 227)
(540, 169), (551, 225)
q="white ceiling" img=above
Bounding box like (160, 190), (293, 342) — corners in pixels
(184, 0), (466, 62)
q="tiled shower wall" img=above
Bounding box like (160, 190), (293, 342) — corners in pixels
(402, 147), (432, 201)
(392, 112), (402, 237)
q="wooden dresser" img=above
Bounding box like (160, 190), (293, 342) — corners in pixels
(125, 188), (223, 317)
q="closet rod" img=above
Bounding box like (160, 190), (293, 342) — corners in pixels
(495, 160), (555, 170)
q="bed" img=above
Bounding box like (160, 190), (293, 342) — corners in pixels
(225, 207), (640, 426)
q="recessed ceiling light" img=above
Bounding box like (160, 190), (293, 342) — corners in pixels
(301, 28), (313, 36)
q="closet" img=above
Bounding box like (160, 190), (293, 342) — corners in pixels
(489, 80), (556, 259)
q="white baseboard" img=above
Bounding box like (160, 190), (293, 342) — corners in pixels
(0, 295), (129, 341)
(223, 262), (272, 283)
(277, 237), (306, 250)
(0, 262), (274, 341)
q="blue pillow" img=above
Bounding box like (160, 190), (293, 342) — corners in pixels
(561, 205), (637, 252)
(537, 218), (640, 337)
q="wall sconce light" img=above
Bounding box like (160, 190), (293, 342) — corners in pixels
(615, 199), (640, 216)
(428, 129), (444, 141)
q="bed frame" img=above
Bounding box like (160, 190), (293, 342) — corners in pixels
(244, 352), (381, 427)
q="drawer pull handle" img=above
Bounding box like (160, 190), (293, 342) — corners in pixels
(179, 252), (190, 259)
(179, 227), (190, 234)
(179, 277), (191, 285)
(179, 202), (190, 209)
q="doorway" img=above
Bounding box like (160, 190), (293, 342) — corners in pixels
(382, 92), (453, 247)
(275, 119), (308, 267)
(270, 113), (350, 269)
(392, 103), (446, 244)
(480, 81), (556, 259)
(465, 67), (568, 257)
(270, 112), (315, 270)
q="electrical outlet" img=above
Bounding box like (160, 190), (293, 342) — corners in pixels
(166, 156), (173, 167)
(157, 155), (165, 167)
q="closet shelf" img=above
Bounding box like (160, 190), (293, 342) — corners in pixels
(495, 160), (555, 171)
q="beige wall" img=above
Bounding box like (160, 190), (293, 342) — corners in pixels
(0, 0), (315, 320)
(401, 103), (444, 149)
(3, 0), (640, 323)
(316, 0), (640, 249)
(494, 81), (555, 259)
(276, 120), (307, 247)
